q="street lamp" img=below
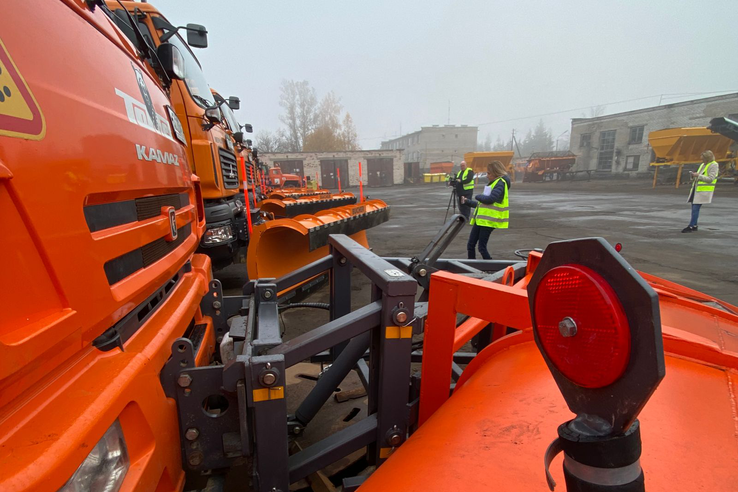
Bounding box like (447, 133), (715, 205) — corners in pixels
(555, 130), (570, 151)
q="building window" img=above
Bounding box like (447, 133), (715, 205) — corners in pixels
(626, 155), (640, 171)
(580, 133), (592, 148)
(597, 130), (617, 170)
(628, 126), (644, 144)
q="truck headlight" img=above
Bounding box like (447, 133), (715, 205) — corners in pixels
(202, 224), (235, 245)
(59, 420), (129, 492)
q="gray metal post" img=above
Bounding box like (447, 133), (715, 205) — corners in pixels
(250, 354), (289, 492)
(329, 244), (352, 359)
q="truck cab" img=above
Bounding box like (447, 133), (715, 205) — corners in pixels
(0, 1), (214, 489)
(109, 1), (246, 270)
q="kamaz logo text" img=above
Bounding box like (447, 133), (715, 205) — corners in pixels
(136, 144), (180, 166)
(116, 88), (174, 141)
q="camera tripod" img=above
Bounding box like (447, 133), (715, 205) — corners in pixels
(444, 186), (458, 223)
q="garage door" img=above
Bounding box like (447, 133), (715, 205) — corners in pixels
(367, 158), (393, 187)
(320, 159), (349, 189)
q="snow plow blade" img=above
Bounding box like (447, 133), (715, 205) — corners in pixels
(259, 192), (358, 218)
(269, 188), (331, 199)
(247, 199), (390, 280)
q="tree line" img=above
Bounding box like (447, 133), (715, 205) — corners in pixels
(255, 80), (360, 153)
(479, 119), (570, 156)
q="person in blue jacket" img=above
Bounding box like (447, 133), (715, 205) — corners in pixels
(461, 160), (511, 259)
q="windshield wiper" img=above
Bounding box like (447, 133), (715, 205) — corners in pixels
(192, 94), (215, 108)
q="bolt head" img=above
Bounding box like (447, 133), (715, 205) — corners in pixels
(418, 268), (427, 277)
(292, 426), (302, 435)
(395, 311), (408, 324)
(212, 300), (222, 309)
(188, 452), (203, 467)
(263, 290), (273, 300)
(185, 428), (200, 441)
(177, 373), (192, 388)
(388, 433), (403, 447)
(261, 371), (277, 386)
(339, 257), (347, 265)
(558, 317), (577, 338)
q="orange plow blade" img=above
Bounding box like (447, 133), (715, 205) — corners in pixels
(247, 199), (390, 280)
(260, 192), (358, 218)
(269, 188), (332, 199)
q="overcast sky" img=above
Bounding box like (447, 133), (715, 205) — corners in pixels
(152, 0), (738, 149)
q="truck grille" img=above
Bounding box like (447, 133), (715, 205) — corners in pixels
(219, 148), (240, 189)
(104, 223), (192, 285)
(85, 193), (189, 232)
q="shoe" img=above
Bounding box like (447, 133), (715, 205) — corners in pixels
(681, 226), (697, 233)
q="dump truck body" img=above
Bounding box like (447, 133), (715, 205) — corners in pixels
(0, 1), (213, 490)
(523, 151), (577, 182)
(464, 150), (516, 180)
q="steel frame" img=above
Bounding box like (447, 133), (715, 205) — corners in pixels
(161, 218), (531, 491)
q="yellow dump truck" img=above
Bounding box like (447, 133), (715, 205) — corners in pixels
(648, 127), (735, 187)
(463, 151), (516, 181)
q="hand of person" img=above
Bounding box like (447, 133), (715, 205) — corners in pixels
(460, 196), (466, 204)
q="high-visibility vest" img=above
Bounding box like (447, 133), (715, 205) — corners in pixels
(470, 177), (509, 229)
(457, 168), (474, 191)
(692, 161), (718, 194)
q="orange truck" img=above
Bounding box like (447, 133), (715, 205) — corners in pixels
(108, 1), (248, 269)
(0, 1), (217, 490)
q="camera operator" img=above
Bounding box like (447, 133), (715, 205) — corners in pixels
(450, 160), (475, 220)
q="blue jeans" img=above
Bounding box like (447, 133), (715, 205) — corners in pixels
(467, 225), (493, 259)
(689, 203), (702, 227)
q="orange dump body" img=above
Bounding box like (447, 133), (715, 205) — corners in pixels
(524, 152), (576, 182)
(247, 200), (390, 280)
(0, 2), (211, 490)
(360, 263), (738, 491)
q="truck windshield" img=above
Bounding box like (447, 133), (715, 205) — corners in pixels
(166, 33), (215, 108)
(220, 102), (240, 132)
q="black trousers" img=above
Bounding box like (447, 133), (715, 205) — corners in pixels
(467, 225), (493, 259)
(458, 191), (473, 220)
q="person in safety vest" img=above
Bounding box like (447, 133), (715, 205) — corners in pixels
(682, 150), (719, 233)
(461, 160), (510, 259)
(451, 160), (475, 220)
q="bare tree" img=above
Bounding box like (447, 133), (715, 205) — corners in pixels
(254, 129), (289, 153)
(582, 105), (607, 118)
(279, 80), (318, 151)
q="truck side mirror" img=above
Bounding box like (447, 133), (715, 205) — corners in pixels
(245, 139), (253, 146)
(243, 124), (253, 134)
(227, 96), (240, 110)
(233, 132), (244, 144)
(157, 43), (185, 80)
(186, 24), (208, 48)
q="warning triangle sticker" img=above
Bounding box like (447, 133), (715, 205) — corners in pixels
(0, 37), (45, 140)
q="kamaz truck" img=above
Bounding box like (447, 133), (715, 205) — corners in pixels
(0, 1), (217, 489)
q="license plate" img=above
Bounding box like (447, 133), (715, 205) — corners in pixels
(351, 205), (366, 216)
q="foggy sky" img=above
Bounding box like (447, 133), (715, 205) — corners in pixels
(150, 0), (738, 149)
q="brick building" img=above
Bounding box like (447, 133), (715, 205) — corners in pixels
(260, 150), (403, 188)
(380, 125), (478, 171)
(569, 93), (738, 175)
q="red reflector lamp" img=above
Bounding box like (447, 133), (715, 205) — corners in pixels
(615, 242), (623, 252)
(533, 264), (630, 388)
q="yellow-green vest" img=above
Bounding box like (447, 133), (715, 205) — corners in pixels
(692, 161), (718, 194)
(457, 168), (474, 191)
(470, 177), (509, 228)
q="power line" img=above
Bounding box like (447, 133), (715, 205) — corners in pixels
(358, 90), (738, 142)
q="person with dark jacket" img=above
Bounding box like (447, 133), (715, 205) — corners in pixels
(461, 160), (510, 259)
(453, 160), (475, 220)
